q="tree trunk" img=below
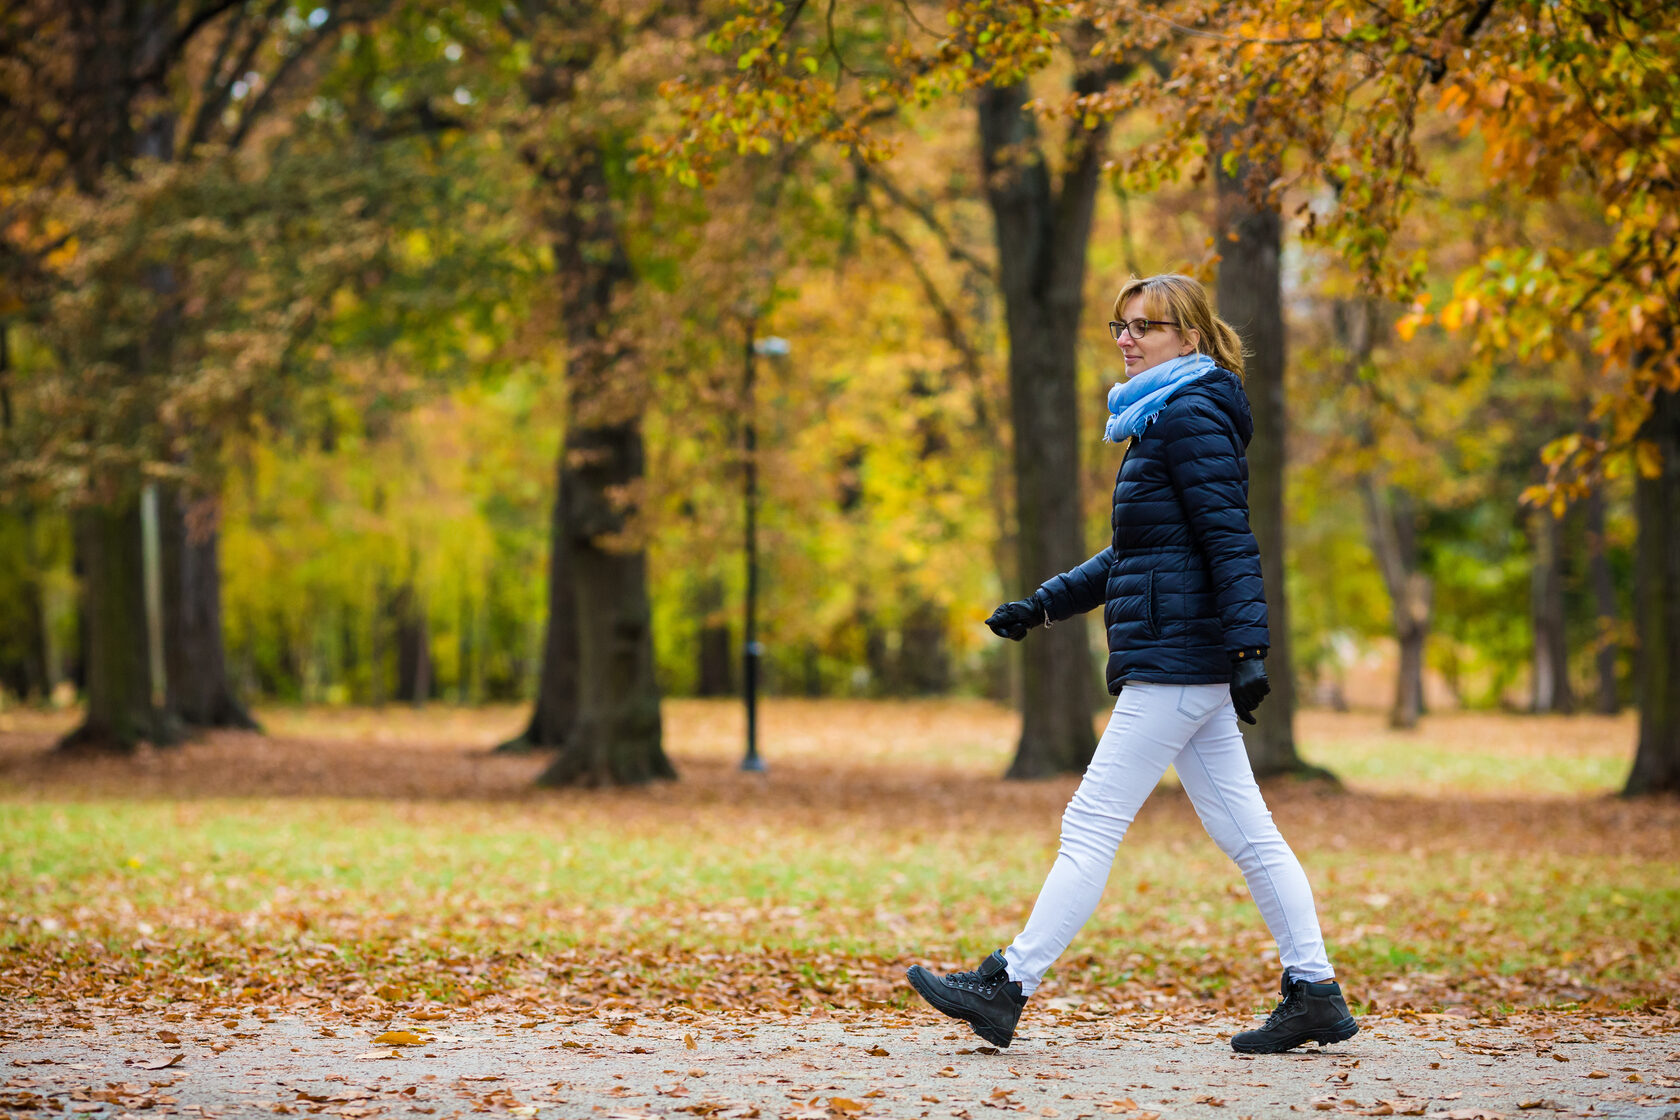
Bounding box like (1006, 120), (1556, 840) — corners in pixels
(58, 502), (176, 751)
(899, 599), (951, 695)
(1584, 487), (1620, 715)
(392, 582), (431, 707)
(1213, 152), (1319, 779)
(535, 420), (672, 786)
(1529, 506), (1574, 713)
(979, 79), (1104, 779)
(1625, 385), (1680, 795)
(1362, 480), (1432, 729)
(696, 577), (732, 697)
(498, 454), (579, 750)
(526, 137), (671, 786)
(160, 486), (259, 729)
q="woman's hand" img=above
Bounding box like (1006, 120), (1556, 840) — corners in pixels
(986, 597), (1046, 641)
(1230, 657), (1270, 724)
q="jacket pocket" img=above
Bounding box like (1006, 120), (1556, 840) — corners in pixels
(1144, 570), (1161, 640)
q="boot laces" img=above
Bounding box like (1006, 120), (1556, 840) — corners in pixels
(1261, 983), (1304, 1029)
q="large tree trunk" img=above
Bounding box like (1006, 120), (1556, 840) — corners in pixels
(160, 486), (259, 729)
(1362, 480), (1432, 729)
(499, 454), (580, 750)
(58, 502), (176, 751)
(535, 420), (671, 786)
(1584, 488), (1620, 714)
(979, 79), (1104, 779)
(525, 137), (671, 786)
(1214, 153), (1319, 779)
(1625, 385), (1680, 795)
(1529, 505), (1574, 713)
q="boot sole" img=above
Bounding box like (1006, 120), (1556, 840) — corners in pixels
(1231, 1017), (1359, 1054)
(905, 967), (1015, 1048)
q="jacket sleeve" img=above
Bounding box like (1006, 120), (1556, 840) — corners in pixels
(1034, 547), (1114, 622)
(1155, 396), (1270, 654)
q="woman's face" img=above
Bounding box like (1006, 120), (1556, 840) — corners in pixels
(1115, 296), (1199, 377)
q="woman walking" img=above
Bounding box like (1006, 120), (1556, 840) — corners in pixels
(906, 274), (1357, 1055)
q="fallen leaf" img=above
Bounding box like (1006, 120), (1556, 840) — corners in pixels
(352, 1051), (402, 1061)
(1586, 1071), (1609, 1079)
(865, 1046), (889, 1057)
(127, 1054), (183, 1071)
(372, 1031), (426, 1046)
(828, 1099), (864, 1113)
(685, 1034), (698, 1050)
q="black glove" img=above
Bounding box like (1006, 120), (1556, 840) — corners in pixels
(985, 595), (1046, 641)
(1230, 655), (1270, 725)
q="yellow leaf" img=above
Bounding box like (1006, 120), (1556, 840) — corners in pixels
(372, 1031), (425, 1045)
(684, 1033), (698, 1049)
(1635, 440), (1663, 479)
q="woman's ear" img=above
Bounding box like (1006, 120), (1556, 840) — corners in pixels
(1180, 327), (1201, 356)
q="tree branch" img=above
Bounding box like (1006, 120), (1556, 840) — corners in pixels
(132, 0), (247, 91)
(855, 161), (994, 285)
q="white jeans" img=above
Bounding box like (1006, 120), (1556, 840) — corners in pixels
(1004, 682), (1334, 996)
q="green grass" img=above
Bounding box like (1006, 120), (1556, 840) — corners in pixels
(0, 703), (1674, 1016)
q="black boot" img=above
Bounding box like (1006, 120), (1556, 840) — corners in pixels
(1231, 974), (1359, 1053)
(906, 950), (1027, 1048)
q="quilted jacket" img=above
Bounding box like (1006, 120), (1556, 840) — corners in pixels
(1035, 366), (1269, 693)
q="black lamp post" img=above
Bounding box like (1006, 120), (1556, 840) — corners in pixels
(742, 333), (788, 772)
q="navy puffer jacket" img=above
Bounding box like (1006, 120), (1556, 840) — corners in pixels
(1035, 367), (1268, 694)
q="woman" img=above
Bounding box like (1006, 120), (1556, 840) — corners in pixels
(906, 274), (1356, 1055)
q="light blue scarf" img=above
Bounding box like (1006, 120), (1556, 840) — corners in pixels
(1104, 353), (1217, 442)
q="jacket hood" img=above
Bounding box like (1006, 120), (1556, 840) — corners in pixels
(1188, 367), (1254, 448)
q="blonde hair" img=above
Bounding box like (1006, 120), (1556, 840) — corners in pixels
(1113, 274), (1246, 379)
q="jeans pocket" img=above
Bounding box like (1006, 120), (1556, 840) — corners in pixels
(1175, 684), (1226, 721)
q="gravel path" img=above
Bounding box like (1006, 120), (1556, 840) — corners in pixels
(5, 1006), (1676, 1120)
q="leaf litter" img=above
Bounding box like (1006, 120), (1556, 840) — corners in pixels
(2, 702), (1677, 1117)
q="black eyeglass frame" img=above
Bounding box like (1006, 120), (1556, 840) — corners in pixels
(1108, 318), (1182, 340)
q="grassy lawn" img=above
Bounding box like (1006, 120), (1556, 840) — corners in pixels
(1, 700), (1675, 1021)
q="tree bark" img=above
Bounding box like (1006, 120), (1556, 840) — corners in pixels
(160, 485), (259, 729)
(1625, 385), (1680, 795)
(978, 79), (1105, 779)
(1362, 480), (1432, 729)
(392, 582), (432, 707)
(1213, 153), (1319, 779)
(1584, 487), (1620, 715)
(1528, 506), (1574, 713)
(498, 454), (579, 750)
(524, 137), (671, 786)
(696, 577), (732, 697)
(58, 502), (176, 751)
(535, 420), (671, 786)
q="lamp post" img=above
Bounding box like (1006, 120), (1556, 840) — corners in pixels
(742, 332), (788, 772)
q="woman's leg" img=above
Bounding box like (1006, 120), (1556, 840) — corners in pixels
(1003, 683), (1205, 995)
(1171, 689), (1333, 982)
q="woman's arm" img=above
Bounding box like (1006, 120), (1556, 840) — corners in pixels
(1156, 398), (1270, 654)
(1035, 547), (1116, 623)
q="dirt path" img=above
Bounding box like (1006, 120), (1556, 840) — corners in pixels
(5, 1005), (1676, 1120)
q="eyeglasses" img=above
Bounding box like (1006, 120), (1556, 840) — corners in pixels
(1109, 318), (1180, 340)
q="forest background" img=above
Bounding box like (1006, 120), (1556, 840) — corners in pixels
(1, 0), (1678, 794)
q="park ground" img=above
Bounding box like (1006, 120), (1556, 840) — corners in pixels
(2, 700), (1677, 1119)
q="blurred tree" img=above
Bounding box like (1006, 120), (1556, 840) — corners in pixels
(487, 0), (687, 785)
(0, 0), (531, 748)
(0, 0), (377, 748)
